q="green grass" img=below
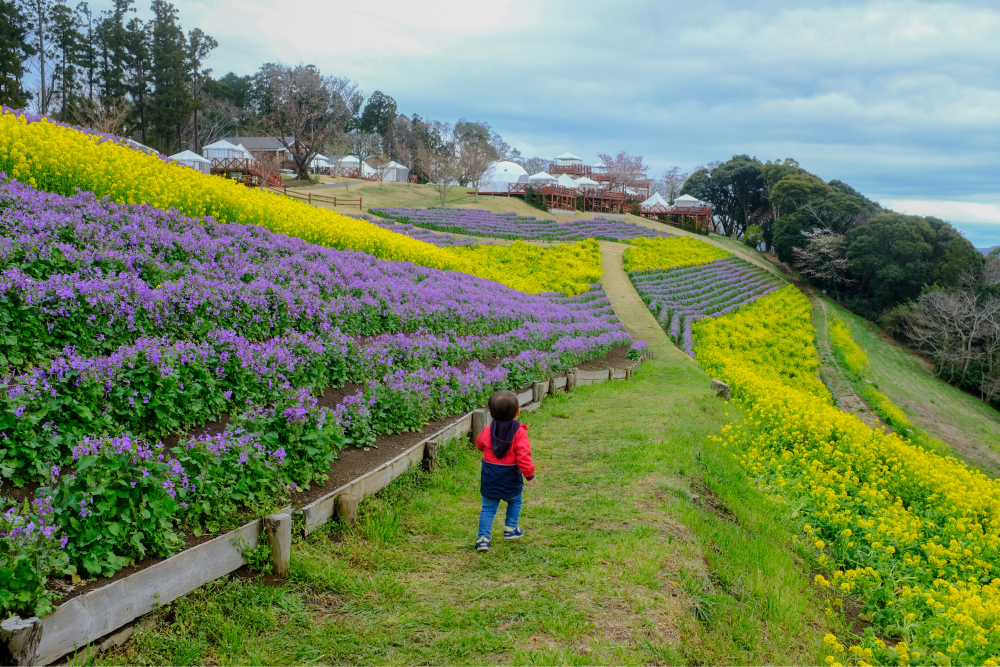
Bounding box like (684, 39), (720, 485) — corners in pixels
(823, 297), (1000, 476)
(102, 356), (845, 666)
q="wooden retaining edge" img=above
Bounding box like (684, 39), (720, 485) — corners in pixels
(3, 358), (657, 664)
(300, 412), (474, 536)
(20, 504), (289, 667)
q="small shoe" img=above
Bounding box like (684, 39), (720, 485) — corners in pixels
(503, 527), (524, 540)
(476, 537), (490, 552)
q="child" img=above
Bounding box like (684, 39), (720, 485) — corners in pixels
(475, 390), (535, 552)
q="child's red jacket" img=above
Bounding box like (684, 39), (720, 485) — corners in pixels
(476, 423), (535, 500)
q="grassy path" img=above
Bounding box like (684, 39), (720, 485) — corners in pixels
(103, 247), (841, 666)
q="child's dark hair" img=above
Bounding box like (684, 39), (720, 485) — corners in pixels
(488, 390), (519, 421)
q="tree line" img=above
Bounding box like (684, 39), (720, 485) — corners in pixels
(680, 154), (997, 407)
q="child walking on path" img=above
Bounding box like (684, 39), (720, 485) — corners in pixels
(475, 390), (535, 552)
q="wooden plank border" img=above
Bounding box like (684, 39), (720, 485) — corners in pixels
(3, 356), (655, 665)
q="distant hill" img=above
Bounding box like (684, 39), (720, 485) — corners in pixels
(981, 247), (997, 255)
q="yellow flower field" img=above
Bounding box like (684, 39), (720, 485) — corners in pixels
(697, 286), (1000, 665)
(830, 317), (871, 373)
(622, 236), (731, 272)
(0, 111), (599, 295)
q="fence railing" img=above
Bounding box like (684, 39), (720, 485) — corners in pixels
(262, 184), (363, 210)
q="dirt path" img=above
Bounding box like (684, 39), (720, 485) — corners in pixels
(598, 241), (693, 364)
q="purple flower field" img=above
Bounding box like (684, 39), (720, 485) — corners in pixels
(344, 212), (494, 247)
(0, 179), (636, 607)
(629, 257), (784, 355)
(369, 207), (672, 242)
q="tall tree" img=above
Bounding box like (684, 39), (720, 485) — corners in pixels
(358, 89), (396, 139)
(123, 15), (148, 140)
(683, 155), (769, 238)
(49, 0), (82, 118)
(74, 1), (95, 99)
(24, 0), (55, 113)
(95, 0), (131, 101)
(262, 63), (359, 181)
(186, 27), (215, 153)
(148, 0), (191, 152)
(0, 0), (35, 108)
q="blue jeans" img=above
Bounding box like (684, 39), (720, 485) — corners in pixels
(478, 493), (523, 539)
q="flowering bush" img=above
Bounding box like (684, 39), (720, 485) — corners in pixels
(0, 111), (599, 295)
(0, 491), (70, 618)
(622, 236), (731, 272)
(697, 286), (1000, 665)
(626, 340), (647, 360)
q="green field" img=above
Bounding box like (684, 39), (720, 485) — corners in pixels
(102, 355), (843, 666)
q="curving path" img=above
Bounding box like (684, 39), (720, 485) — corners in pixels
(598, 241), (693, 364)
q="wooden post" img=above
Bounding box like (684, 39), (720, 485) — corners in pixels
(308, 193), (312, 205)
(532, 381), (546, 403)
(263, 513), (291, 578)
(0, 616), (42, 666)
(566, 369), (577, 392)
(337, 494), (359, 528)
(423, 440), (439, 472)
(472, 408), (489, 442)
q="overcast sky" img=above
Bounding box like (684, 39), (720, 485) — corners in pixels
(49, 0), (1000, 246)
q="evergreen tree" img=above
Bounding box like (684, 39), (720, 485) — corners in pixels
(123, 15), (148, 141)
(0, 0), (36, 108)
(95, 0), (132, 101)
(49, 0), (82, 118)
(148, 0), (191, 152)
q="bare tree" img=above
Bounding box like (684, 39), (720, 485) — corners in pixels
(460, 140), (496, 202)
(370, 153), (393, 189)
(657, 166), (688, 203)
(597, 151), (649, 192)
(182, 97), (240, 150)
(345, 130), (381, 183)
(515, 156), (548, 176)
(263, 64), (359, 181)
(70, 96), (133, 135)
(250, 150), (282, 188)
(791, 228), (853, 286)
(418, 142), (458, 206)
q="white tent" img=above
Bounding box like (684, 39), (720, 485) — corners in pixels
(479, 161), (529, 194)
(673, 194), (702, 208)
(575, 176), (599, 188)
(554, 152), (582, 162)
(202, 140), (243, 160)
(310, 153), (330, 169)
(555, 174), (579, 189)
(640, 192), (670, 208)
(378, 160), (409, 182)
(592, 160), (606, 173)
(170, 150), (211, 174)
(529, 171), (555, 184)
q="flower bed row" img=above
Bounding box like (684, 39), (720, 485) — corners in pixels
(0, 111), (599, 295)
(369, 206), (671, 242)
(696, 285), (1000, 664)
(622, 236), (731, 271)
(630, 257), (784, 355)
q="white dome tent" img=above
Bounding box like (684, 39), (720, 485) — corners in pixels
(574, 176), (599, 188)
(169, 150), (211, 174)
(310, 154), (330, 170)
(478, 161), (529, 194)
(640, 192), (670, 208)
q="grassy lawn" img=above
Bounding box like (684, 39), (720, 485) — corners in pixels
(103, 353), (843, 666)
(824, 297), (1000, 475)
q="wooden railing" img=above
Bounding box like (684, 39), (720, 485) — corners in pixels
(640, 204), (713, 217)
(262, 184), (362, 210)
(548, 164), (592, 177)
